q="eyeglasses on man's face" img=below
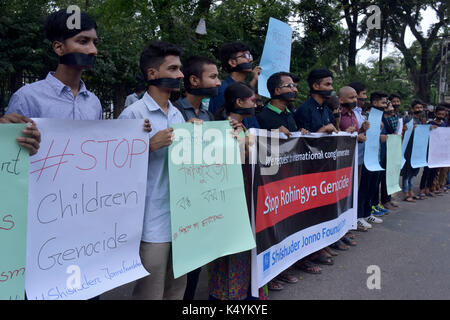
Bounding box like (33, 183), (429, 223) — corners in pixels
(279, 83), (297, 89)
(233, 52), (253, 60)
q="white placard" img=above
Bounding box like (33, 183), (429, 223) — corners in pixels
(26, 119), (150, 300)
(428, 127), (450, 168)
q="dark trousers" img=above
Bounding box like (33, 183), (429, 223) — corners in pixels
(183, 267), (202, 300)
(380, 171), (391, 204)
(420, 167), (438, 190)
(358, 164), (381, 218)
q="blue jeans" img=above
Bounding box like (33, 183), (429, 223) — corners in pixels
(402, 175), (414, 193)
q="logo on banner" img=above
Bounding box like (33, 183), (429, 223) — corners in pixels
(263, 251), (271, 271)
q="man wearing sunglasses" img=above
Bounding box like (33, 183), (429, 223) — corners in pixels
(208, 42), (261, 129)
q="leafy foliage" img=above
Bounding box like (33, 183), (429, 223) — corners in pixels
(0, 0), (447, 116)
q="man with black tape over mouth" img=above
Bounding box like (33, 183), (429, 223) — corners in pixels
(173, 56), (221, 122)
(293, 69), (338, 135)
(208, 42), (261, 130)
(6, 9), (102, 120)
(7, 8), (151, 133)
(119, 40), (187, 300)
(256, 72), (309, 138)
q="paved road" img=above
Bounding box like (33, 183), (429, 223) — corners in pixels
(101, 180), (450, 300)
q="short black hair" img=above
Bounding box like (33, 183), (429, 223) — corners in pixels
(307, 69), (333, 90)
(411, 99), (424, 108)
(348, 82), (366, 95)
(182, 56), (217, 90)
(389, 93), (401, 101)
(44, 8), (97, 42)
(370, 91), (388, 104)
(140, 41), (183, 81)
(435, 105), (446, 113)
(223, 82), (254, 114)
(219, 42), (251, 73)
(267, 72), (292, 97)
(289, 73), (300, 83)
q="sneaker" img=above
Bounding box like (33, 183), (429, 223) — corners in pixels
(358, 218), (372, 229)
(375, 204), (390, 214)
(371, 205), (385, 217)
(366, 215), (383, 224)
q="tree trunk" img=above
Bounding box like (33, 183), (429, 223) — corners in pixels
(347, 10), (358, 68)
(113, 84), (127, 119)
(416, 47), (430, 103)
(9, 70), (23, 94)
(379, 27), (383, 75)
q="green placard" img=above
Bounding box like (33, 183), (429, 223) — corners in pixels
(0, 124), (29, 300)
(386, 134), (402, 195)
(169, 121), (256, 278)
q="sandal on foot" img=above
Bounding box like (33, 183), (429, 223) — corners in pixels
(268, 280), (284, 291)
(345, 231), (355, 239)
(330, 240), (349, 251)
(311, 253), (334, 265)
(342, 236), (357, 246)
(389, 201), (399, 207)
(324, 246), (339, 256)
(276, 272), (298, 284)
(294, 260), (322, 274)
(403, 197), (416, 202)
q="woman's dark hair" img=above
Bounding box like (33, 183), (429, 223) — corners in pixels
(223, 82), (254, 113)
(44, 8), (97, 42)
(140, 40), (183, 81)
(215, 82), (254, 119)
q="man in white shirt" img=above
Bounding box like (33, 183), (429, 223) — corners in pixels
(119, 40), (186, 300)
(124, 84), (146, 108)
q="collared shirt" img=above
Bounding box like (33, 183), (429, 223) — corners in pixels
(339, 108), (359, 131)
(352, 107), (366, 166)
(6, 72), (102, 120)
(119, 92), (185, 243)
(256, 103), (298, 132)
(175, 97), (213, 121)
(293, 96), (335, 132)
(124, 93), (141, 107)
(353, 106), (365, 130)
